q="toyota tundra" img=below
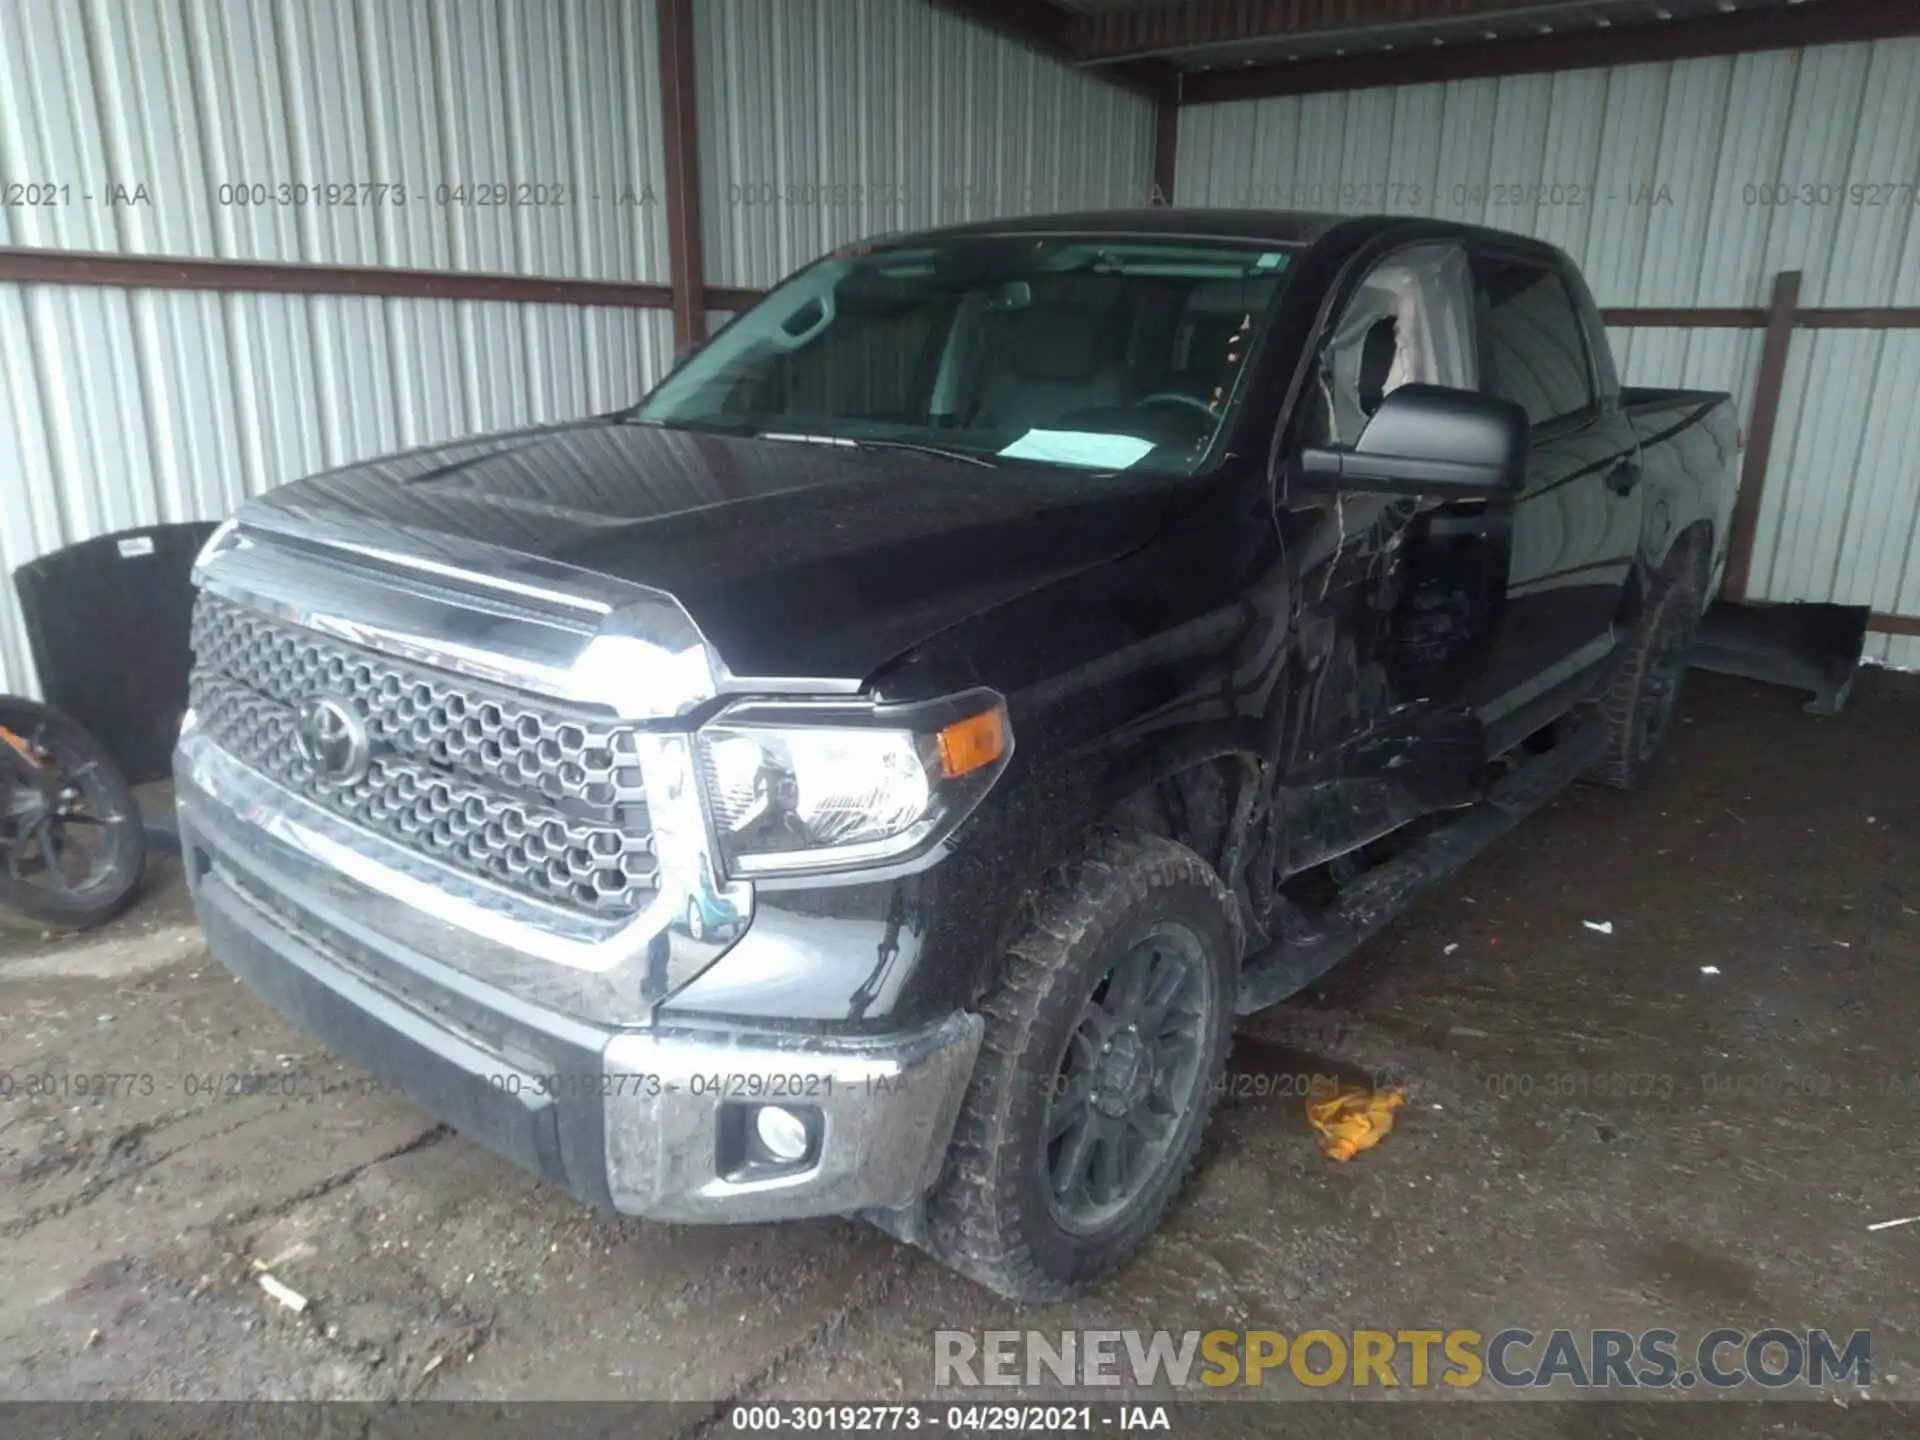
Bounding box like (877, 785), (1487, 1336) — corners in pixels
(176, 210), (1738, 1300)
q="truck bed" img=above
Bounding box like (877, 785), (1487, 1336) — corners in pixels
(1621, 385), (1732, 412)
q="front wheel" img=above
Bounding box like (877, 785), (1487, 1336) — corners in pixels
(0, 700), (145, 927)
(927, 832), (1241, 1302)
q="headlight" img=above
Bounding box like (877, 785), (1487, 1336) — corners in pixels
(695, 693), (1011, 877)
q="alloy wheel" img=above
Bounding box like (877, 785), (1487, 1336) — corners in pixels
(1041, 919), (1214, 1235)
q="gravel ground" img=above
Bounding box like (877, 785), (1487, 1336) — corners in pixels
(3, 668), (1917, 1434)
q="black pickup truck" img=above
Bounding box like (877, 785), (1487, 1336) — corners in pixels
(176, 209), (1738, 1301)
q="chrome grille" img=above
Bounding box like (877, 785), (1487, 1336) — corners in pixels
(188, 594), (658, 914)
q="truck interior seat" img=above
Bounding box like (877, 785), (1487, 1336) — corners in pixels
(975, 304), (1128, 432)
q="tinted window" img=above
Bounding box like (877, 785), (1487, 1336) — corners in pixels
(745, 301), (939, 421)
(1474, 259), (1593, 426)
(635, 238), (1292, 475)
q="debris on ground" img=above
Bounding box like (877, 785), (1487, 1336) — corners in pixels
(1701, 965), (1722, 976)
(1306, 1086), (1406, 1162)
(258, 1273), (308, 1314)
(1867, 1216), (1918, 1233)
(252, 1241), (317, 1273)
(1583, 920), (1614, 935)
(1444, 942), (1460, 956)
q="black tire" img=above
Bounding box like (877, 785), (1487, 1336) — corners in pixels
(1589, 568), (1701, 791)
(927, 832), (1242, 1302)
(0, 699), (145, 927)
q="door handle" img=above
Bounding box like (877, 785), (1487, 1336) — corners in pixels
(1605, 455), (1641, 496)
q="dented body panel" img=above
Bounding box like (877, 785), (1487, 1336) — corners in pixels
(849, 213), (1736, 1014)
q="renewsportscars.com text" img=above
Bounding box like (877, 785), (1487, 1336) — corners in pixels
(934, 1327), (1871, 1391)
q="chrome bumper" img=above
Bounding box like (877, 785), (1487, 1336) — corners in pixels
(599, 1016), (982, 1221)
(175, 730), (982, 1223)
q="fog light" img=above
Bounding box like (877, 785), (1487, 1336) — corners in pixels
(754, 1105), (811, 1163)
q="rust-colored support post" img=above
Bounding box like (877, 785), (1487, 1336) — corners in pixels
(1150, 97), (1179, 206)
(657, 0), (706, 347)
(1722, 269), (1801, 601)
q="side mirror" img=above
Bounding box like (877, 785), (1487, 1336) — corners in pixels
(1298, 384), (1528, 501)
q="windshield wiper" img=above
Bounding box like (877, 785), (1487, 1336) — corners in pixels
(627, 414), (759, 436)
(757, 431), (999, 469)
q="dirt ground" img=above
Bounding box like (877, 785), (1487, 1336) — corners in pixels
(3, 668), (1918, 1431)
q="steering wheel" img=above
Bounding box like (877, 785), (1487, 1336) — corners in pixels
(1136, 391), (1217, 418)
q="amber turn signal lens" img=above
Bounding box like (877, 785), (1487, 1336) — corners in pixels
(936, 708), (1007, 779)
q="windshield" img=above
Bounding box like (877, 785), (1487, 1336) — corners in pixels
(632, 234), (1294, 475)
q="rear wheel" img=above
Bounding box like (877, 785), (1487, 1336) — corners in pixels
(1589, 568), (1700, 790)
(0, 700), (145, 927)
(927, 832), (1240, 1302)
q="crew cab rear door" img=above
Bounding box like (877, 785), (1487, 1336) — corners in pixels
(1463, 246), (1643, 746)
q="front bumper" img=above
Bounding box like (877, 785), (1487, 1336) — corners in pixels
(176, 733), (983, 1223)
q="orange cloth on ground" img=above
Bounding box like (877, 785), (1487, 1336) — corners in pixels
(1305, 1086), (1405, 1162)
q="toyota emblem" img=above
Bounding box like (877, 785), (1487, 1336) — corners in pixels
(295, 696), (371, 784)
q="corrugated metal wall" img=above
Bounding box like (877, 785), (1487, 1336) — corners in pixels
(1867, 631), (1920, 671)
(1178, 36), (1920, 654)
(694, 0), (1157, 289)
(0, 0), (672, 277)
(1752, 329), (1920, 627)
(0, 0), (679, 696)
(1176, 39), (1920, 308)
(0, 286), (676, 695)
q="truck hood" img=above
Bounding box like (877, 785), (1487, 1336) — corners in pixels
(235, 416), (1176, 684)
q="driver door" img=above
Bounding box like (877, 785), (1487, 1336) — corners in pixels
(1275, 241), (1493, 875)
